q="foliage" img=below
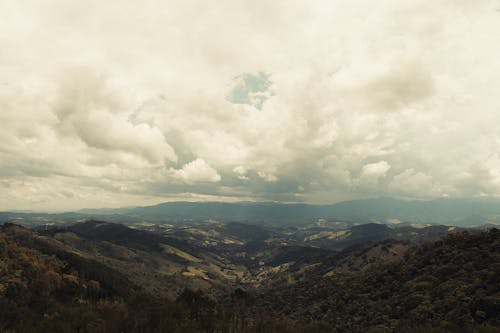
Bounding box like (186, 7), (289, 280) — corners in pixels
(253, 229), (500, 332)
(1, 223), (499, 332)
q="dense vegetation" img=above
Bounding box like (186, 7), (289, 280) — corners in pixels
(255, 229), (500, 332)
(0, 224), (324, 332)
(0, 222), (499, 332)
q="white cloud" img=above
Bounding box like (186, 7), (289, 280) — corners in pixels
(0, 0), (500, 209)
(389, 169), (435, 197)
(356, 161), (392, 188)
(169, 159), (221, 184)
(233, 166), (249, 180)
(257, 171), (278, 183)
(52, 69), (177, 165)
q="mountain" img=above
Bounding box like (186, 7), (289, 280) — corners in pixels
(0, 219), (470, 298)
(1, 220), (499, 332)
(4, 197), (500, 228)
(80, 198), (500, 226)
(253, 228), (500, 332)
(0, 223), (245, 333)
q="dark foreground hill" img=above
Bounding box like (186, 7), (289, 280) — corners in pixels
(0, 222), (499, 332)
(0, 223), (265, 333)
(253, 229), (500, 332)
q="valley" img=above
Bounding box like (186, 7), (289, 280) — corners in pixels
(1, 213), (498, 332)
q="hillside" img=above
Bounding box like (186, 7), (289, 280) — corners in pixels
(1, 221), (499, 332)
(0, 223), (273, 332)
(253, 229), (500, 332)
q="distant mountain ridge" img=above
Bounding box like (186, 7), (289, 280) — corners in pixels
(3, 197), (500, 227)
(78, 197), (500, 226)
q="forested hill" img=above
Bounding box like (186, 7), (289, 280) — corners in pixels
(254, 229), (500, 332)
(0, 222), (499, 332)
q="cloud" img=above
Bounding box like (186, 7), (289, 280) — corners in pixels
(389, 169), (435, 197)
(257, 171), (278, 183)
(52, 68), (177, 165)
(0, 0), (500, 210)
(360, 62), (435, 111)
(356, 161), (392, 188)
(233, 166), (249, 180)
(169, 159), (221, 184)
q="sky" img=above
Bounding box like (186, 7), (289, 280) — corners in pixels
(1, 0), (500, 211)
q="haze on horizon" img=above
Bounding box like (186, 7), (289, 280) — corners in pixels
(1, 0), (500, 211)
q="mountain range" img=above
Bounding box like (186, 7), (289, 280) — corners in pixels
(0, 218), (498, 332)
(3, 197), (500, 227)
